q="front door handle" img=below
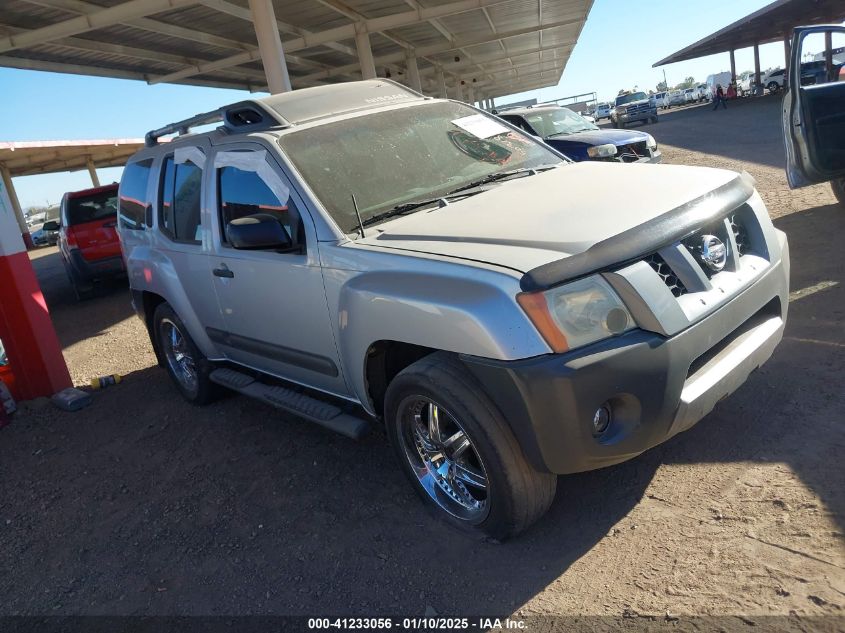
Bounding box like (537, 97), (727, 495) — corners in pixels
(213, 266), (234, 278)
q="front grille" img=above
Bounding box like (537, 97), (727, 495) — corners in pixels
(644, 253), (687, 297)
(729, 213), (751, 256)
(616, 141), (649, 162)
(623, 103), (651, 114)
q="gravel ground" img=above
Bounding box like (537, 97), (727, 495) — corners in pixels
(1, 95), (843, 624)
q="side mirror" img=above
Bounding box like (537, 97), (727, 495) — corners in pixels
(226, 213), (295, 251)
(42, 221), (60, 231)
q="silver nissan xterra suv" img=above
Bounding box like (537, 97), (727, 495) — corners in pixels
(119, 80), (789, 540)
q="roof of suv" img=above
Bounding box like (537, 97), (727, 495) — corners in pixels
(500, 105), (563, 116)
(260, 79), (425, 126)
(144, 79), (427, 148)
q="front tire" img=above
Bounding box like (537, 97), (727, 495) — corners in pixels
(153, 303), (219, 405)
(385, 353), (556, 540)
(832, 178), (845, 207)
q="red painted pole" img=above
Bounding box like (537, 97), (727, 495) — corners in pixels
(0, 177), (72, 400)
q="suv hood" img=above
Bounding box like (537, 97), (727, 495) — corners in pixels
(357, 162), (741, 274)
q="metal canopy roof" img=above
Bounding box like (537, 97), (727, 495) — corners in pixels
(0, 139), (149, 177)
(0, 0), (594, 99)
(654, 0), (845, 67)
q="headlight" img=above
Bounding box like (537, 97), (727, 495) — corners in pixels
(517, 276), (636, 352)
(587, 143), (617, 158)
(645, 133), (657, 149)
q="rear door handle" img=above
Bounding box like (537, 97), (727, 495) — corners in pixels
(213, 266), (234, 278)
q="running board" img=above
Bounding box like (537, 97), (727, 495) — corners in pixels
(209, 368), (370, 440)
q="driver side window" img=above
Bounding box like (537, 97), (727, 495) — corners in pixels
(217, 163), (301, 245)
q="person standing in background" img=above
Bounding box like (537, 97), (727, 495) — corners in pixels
(713, 84), (727, 110)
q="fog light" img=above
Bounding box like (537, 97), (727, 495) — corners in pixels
(592, 404), (612, 435)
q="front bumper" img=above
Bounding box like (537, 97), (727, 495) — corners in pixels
(617, 110), (655, 124)
(461, 249), (789, 475)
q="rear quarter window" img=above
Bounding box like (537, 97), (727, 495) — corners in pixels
(119, 159), (153, 230)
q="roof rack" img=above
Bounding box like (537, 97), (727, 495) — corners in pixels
(144, 100), (291, 147)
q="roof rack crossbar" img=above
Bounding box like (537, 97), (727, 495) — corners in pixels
(144, 100), (291, 147)
(145, 108), (224, 147)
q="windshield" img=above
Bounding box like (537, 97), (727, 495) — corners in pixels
(615, 92), (648, 106)
(278, 101), (562, 233)
(520, 108), (597, 138)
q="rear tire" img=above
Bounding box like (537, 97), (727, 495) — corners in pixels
(153, 303), (219, 405)
(384, 352), (557, 540)
(767, 81), (779, 93)
(832, 178), (845, 207)
(64, 264), (94, 301)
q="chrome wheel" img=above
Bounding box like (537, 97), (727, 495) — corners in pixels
(398, 396), (490, 522)
(160, 318), (198, 394)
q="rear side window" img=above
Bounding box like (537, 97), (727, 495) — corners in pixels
(119, 160), (153, 230)
(159, 155), (203, 243)
(218, 166), (298, 242)
(66, 189), (118, 227)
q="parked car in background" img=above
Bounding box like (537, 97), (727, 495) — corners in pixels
(611, 91), (658, 128)
(696, 84), (709, 101)
(797, 59), (845, 86)
(120, 79), (788, 540)
(499, 105), (661, 163)
(705, 72), (733, 99)
(665, 90), (686, 107)
(654, 91), (668, 109)
(761, 68), (785, 93)
(593, 102), (612, 120)
(31, 222), (59, 246)
(683, 88), (696, 103)
(49, 183), (124, 300)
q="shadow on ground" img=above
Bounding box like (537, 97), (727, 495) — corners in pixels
(28, 247), (134, 349)
(601, 95), (786, 169)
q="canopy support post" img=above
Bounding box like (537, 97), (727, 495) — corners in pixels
(86, 157), (100, 188)
(248, 0), (292, 94)
(0, 165), (33, 250)
(355, 29), (377, 80)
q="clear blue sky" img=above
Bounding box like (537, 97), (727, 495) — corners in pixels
(0, 0), (803, 208)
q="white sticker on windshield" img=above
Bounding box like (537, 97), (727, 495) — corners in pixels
(450, 114), (509, 139)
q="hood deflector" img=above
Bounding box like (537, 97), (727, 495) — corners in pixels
(519, 172), (756, 292)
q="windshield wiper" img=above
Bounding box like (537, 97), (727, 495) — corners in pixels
(361, 190), (484, 228)
(445, 164), (559, 195)
(359, 164), (560, 230)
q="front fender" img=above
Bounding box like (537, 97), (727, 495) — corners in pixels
(328, 263), (550, 413)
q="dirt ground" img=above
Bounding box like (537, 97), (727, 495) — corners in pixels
(1, 95), (843, 625)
